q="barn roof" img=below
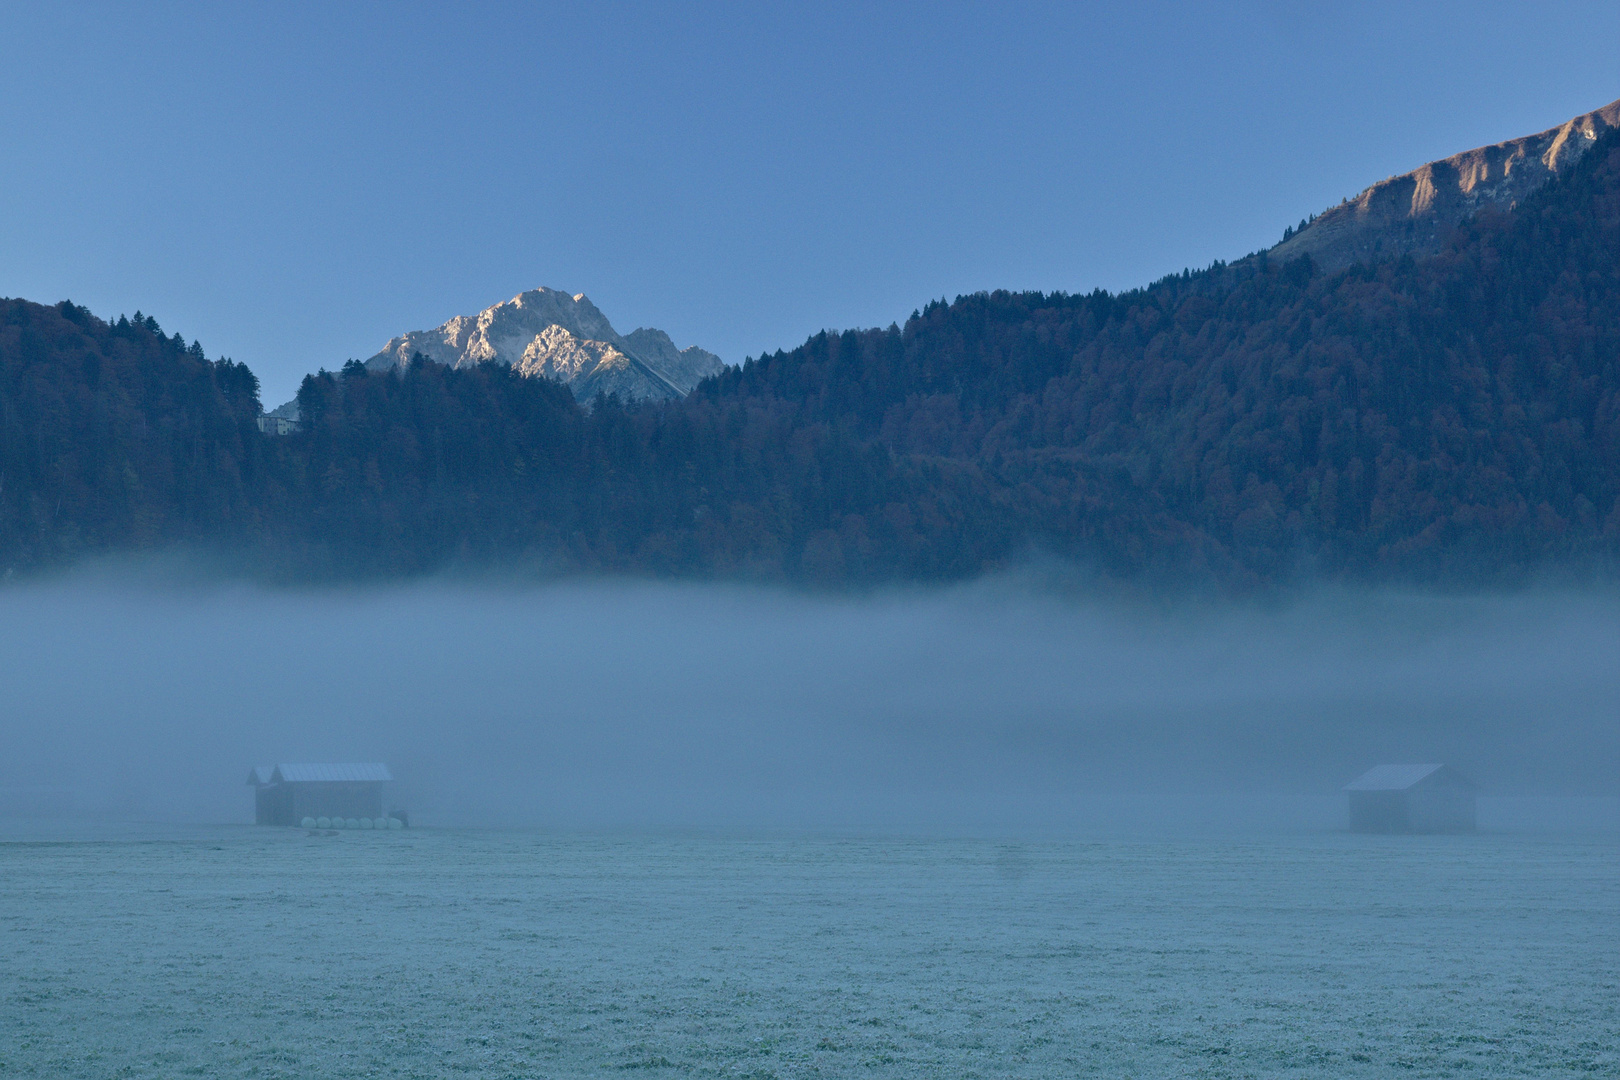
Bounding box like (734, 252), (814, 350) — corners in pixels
(271, 763), (393, 783)
(1345, 763), (1466, 791)
(247, 765), (274, 786)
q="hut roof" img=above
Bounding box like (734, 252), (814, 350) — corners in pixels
(271, 763), (393, 783)
(1345, 763), (1472, 791)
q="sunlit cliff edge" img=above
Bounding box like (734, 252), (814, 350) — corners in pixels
(1271, 98), (1620, 271)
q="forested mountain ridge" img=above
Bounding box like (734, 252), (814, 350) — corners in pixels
(691, 122), (1620, 581)
(2, 122), (1618, 586)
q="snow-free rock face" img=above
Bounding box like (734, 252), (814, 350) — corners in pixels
(1271, 98), (1620, 272)
(363, 287), (723, 402)
(622, 328), (726, 389)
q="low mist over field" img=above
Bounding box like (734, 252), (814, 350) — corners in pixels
(0, 570), (1615, 831)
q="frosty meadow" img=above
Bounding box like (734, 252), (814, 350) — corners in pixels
(1, 825), (1614, 1078)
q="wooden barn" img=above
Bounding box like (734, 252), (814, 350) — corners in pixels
(1344, 764), (1476, 833)
(247, 763), (394, 825)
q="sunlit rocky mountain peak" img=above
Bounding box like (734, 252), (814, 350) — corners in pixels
(363, 286), (725, 402)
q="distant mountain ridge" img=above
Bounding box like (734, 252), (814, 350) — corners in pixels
(6, 105), (1620, 587)
(1271, 97), (1620, 271)
(362, 287), (724, 402)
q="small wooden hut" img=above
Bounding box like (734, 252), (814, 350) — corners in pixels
(1344, 764), (1476, 833)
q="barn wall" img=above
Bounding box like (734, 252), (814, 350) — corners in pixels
(1348, 791), (1408, 833)
(1348, 783), (1476, 834)
(288, 782), (384, 821)
(254, 784), (295, 826)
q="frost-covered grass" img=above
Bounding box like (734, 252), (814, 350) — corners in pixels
(1, 827), (1614, 1078)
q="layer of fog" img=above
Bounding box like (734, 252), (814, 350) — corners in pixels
(0, 570), (1615, 832)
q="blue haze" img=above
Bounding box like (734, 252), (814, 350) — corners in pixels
(0, 572), (1615, 830)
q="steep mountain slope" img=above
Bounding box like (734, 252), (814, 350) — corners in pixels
(513, 326), (683, 401)
(689, 123), (1620, 581)
(363, 287), (724, 401)
(623, 328), (727, 390)
(1272, 98), (1619, 271)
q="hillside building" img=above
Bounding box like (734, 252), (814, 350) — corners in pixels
(255, 414), (299, 435)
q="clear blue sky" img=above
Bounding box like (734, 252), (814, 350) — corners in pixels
(1, 1), (1615, 405)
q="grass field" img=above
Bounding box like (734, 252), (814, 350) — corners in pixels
(1, 826), (1615, 1078)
